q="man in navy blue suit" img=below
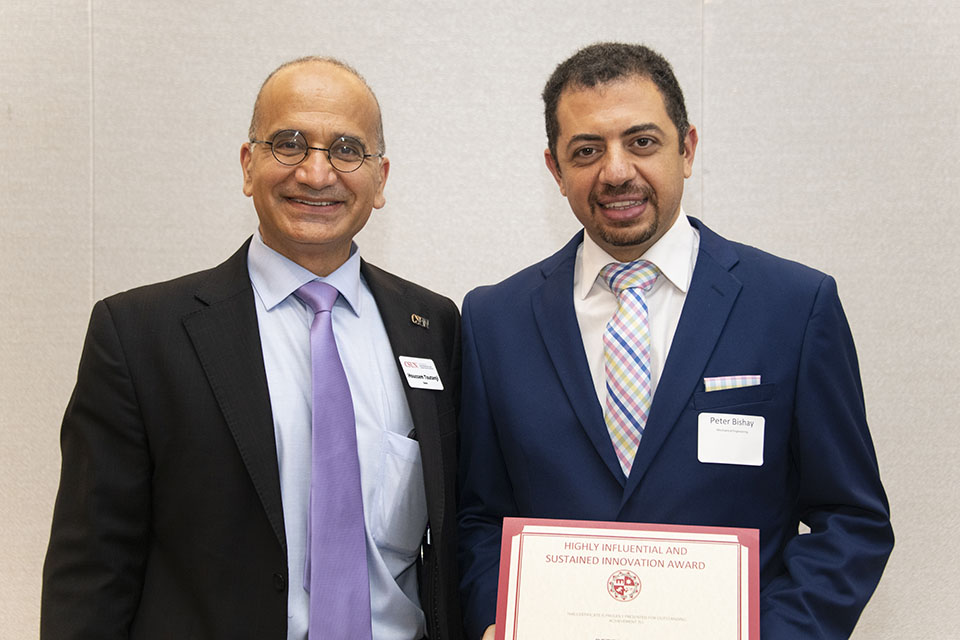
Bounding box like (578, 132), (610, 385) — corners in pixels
(457, 42), (892, 639)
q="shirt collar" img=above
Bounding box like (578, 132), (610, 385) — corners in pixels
(247, 232), (363, 316)
(576, 210), (697, 300)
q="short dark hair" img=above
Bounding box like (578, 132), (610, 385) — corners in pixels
(248, 56), (385, 153)
(542, 42), (689, 161)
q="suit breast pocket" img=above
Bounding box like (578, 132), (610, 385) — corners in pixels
(693, 382), (776, 411)
(371, 431), (428, 558)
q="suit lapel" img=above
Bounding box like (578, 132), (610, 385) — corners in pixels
(360, 261), (447, 527)
(531, 233), (626, 485)
(620, 220), (742, 508)
(181, 240), (286, 550)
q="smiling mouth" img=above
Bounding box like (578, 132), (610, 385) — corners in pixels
(289, 197), (341, 207)
(600, 198), (648, 210)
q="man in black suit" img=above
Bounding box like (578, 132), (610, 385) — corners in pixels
(41, 56), (462, 640)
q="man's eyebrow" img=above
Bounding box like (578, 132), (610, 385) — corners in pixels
(564, 123), (666, 151)
(564, 133), (604, 151)
(623, 123), (665, 137)
(267, 129), (369, 148)
(331, 133), (368, 150)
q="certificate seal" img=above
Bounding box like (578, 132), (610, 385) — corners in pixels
(607, 570), (641, 601)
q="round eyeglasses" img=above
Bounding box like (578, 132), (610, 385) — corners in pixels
(249, 129), (382, 173)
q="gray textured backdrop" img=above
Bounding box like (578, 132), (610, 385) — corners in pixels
(2, 1), (958, 637)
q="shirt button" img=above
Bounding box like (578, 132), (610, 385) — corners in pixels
(273, 572), (286, 592)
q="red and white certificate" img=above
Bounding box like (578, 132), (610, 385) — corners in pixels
(495, 517), (759, 640)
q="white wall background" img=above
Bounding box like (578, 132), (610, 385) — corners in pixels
(2, 0), (958, 637)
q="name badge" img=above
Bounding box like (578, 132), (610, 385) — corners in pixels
(398, 356), (444, 390)
(697, 412), (764, 466)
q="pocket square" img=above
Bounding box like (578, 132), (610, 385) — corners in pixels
(704, 375), (761, 392)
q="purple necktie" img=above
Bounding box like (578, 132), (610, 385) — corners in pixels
(295, 281), (372, 640)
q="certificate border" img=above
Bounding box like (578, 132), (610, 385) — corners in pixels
(495, 517), (760, 640)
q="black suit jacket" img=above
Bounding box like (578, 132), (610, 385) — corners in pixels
(41, 240), (463, 640)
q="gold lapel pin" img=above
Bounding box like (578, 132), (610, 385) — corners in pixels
(410, 313), (430, 329)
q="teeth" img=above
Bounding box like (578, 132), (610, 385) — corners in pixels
(602, 199), (645, 210)
(293, 199), (337, 206)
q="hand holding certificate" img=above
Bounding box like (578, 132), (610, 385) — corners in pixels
(495, 518), (759, 640)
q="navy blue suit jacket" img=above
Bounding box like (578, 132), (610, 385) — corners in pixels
(457, 218), (892, 639)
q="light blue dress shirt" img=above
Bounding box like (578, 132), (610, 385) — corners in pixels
(247, 234), (428, 640)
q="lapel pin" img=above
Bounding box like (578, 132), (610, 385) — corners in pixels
(410, 313), (430, 329)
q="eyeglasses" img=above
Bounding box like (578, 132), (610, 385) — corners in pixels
(249, 129), (382, 173)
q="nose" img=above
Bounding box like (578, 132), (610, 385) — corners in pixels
(294, 149), (339, 189)
(597, 145), (636, 187)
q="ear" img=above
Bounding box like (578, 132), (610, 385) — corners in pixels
(373, 155), (390, 210)
(241, 142), (255, 197)
(544, 148), (566, 197)
(682, 125), (698, 179)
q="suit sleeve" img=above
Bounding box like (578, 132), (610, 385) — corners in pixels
(760, 276), (894, 638)
(457, 292), (521, 640)
(41, 300), (151, 639)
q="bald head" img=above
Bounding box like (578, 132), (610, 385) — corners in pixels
(248, 56), (385, 153)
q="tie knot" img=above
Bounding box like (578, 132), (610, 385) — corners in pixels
(601, 260), (659, 296)
(295, 280), (340, 314)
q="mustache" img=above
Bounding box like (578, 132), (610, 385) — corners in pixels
(596, 182), (655, 201)
(282, 188), (348, 201)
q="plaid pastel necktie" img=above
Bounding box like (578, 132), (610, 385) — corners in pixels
(295, 281), (372, 640)
(600, 260), (660, 477)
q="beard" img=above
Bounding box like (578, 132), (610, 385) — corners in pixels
(589, 182), (661, 248)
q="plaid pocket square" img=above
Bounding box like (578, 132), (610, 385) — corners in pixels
(703, 375), (761, 392)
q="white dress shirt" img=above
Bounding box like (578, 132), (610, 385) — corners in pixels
(573, 212), (700, 407)
(248, 234), (428, 640)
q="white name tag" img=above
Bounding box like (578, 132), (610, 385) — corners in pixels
(398, 356), (444, 390)
(697, 412), (764, 466)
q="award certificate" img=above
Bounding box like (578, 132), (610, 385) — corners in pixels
(495, 517), (759, 640)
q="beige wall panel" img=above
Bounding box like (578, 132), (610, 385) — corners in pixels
(701, 2), (960, 637)
(351, 1), (706, 302)
(12, 0), (954, 636)
(91, 0), (704, 304)
(0, 0), (92, 636)
(91, 1), (260, 298)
